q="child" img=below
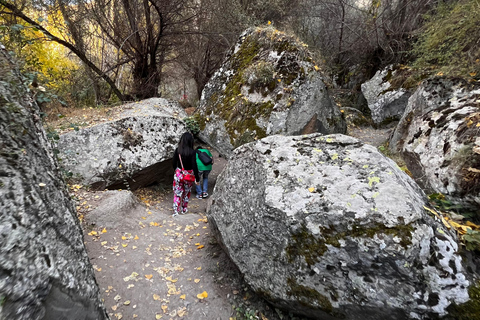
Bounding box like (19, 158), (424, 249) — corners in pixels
(195, 146), (213, 199)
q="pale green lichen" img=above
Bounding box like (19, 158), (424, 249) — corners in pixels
(368, 176), (380, 187)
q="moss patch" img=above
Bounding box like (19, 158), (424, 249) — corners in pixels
(446, 281), (480, 320)
(286, 277), (333, 313)
(286, 223), (414, 266)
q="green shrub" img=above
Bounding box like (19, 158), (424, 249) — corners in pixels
(242, 60), (275, 89)
(183, 116), (200, 135)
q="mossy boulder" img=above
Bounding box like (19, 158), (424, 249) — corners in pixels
(207, 133), (475, 320)
(390, 77), (480, 213)
(196, 27), (346, 158)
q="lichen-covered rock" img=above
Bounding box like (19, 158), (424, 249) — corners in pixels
(390, 78), (480, 211)
(207, 133), (473, 320)
(361, 66), (411, 125)
(196, 27), (346, 158)
(57, 98), (187, 190)
(0, 46), (107, 319)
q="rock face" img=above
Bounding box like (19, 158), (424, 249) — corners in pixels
(196, 27), (346, 158)
(0, 47), (107, 319)
(57, 98), (187, 190)
(390, 78), (480, 211)
(361, 66), (411, 125)
(207, 133), (473, 320)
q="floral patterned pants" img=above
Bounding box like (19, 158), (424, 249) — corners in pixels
(172, 168), (194, 215)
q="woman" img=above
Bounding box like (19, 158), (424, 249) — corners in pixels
(172, 132), (199, 216)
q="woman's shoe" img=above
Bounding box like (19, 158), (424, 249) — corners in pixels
(202, 192), (208, 198)
(196, 194), (202, 199)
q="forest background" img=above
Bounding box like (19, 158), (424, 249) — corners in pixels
(0, 0), (479, 115)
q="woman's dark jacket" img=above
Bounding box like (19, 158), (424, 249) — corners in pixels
(172, 149), (200, 181)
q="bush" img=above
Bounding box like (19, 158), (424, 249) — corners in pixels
(183, 116), (200, 135)
(242, 60), (275, 89)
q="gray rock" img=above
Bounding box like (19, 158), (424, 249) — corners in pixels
(0, 46), (107, 319)
(207, 133), (473, 320)
(85, 190), (140, 229)
(390, 77), (480, 211)
(361, 66), (411, 125)
(197, 27), (346, 158)
(57, 99), (187, 190)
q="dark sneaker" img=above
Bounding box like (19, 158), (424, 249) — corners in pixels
(202, 192), (208, 198)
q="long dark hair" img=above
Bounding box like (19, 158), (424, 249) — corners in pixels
(177, 132), (195, 157)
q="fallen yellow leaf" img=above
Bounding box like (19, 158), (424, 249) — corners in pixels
(308, 187), (315, 193)
(155, 314), (162, 319)
(122, 243), (128, 247)
(441, 217), (451, 229)
(195, 243), (201, 246)
(178, 307), (187, 317)
(466, 221), (480, 229)
(162, 305), (168, 313)
(165, 276), (178, 283)
(101, 241), (108, 246)
(194, 279), (200, 283)
(145, 274), (153, 280)
(112, 305), (117, 311)
(153, 294), (160, 301)
(123, 300), (130, 306)
(314, 65), (319, 71)
(197, 291), (208, 299)
(134, 235), (139, 240)
(88, 231), (98, 236)
(102, 228), (107, 233)
(180, 294), (186, 300)
(197, 245), (204, 249)
(121, 236), (127, 240)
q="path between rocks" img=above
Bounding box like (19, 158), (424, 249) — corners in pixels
(77, 128), (391, 320)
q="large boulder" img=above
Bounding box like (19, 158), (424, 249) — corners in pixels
(207, 133), (475, 320)
(196, 27), (346, 158)
(361, 66), (411, 125)
(57, 98), (187, 190)
(0, 47), (107, 319)
(390, 78), (480, 211)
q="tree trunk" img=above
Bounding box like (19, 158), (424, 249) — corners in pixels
(131, 57), (160, 99)
(0, 47), (108, 320)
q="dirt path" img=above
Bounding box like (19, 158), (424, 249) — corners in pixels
(77, 149), (297, 320)
(347, 125), (393, 147)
